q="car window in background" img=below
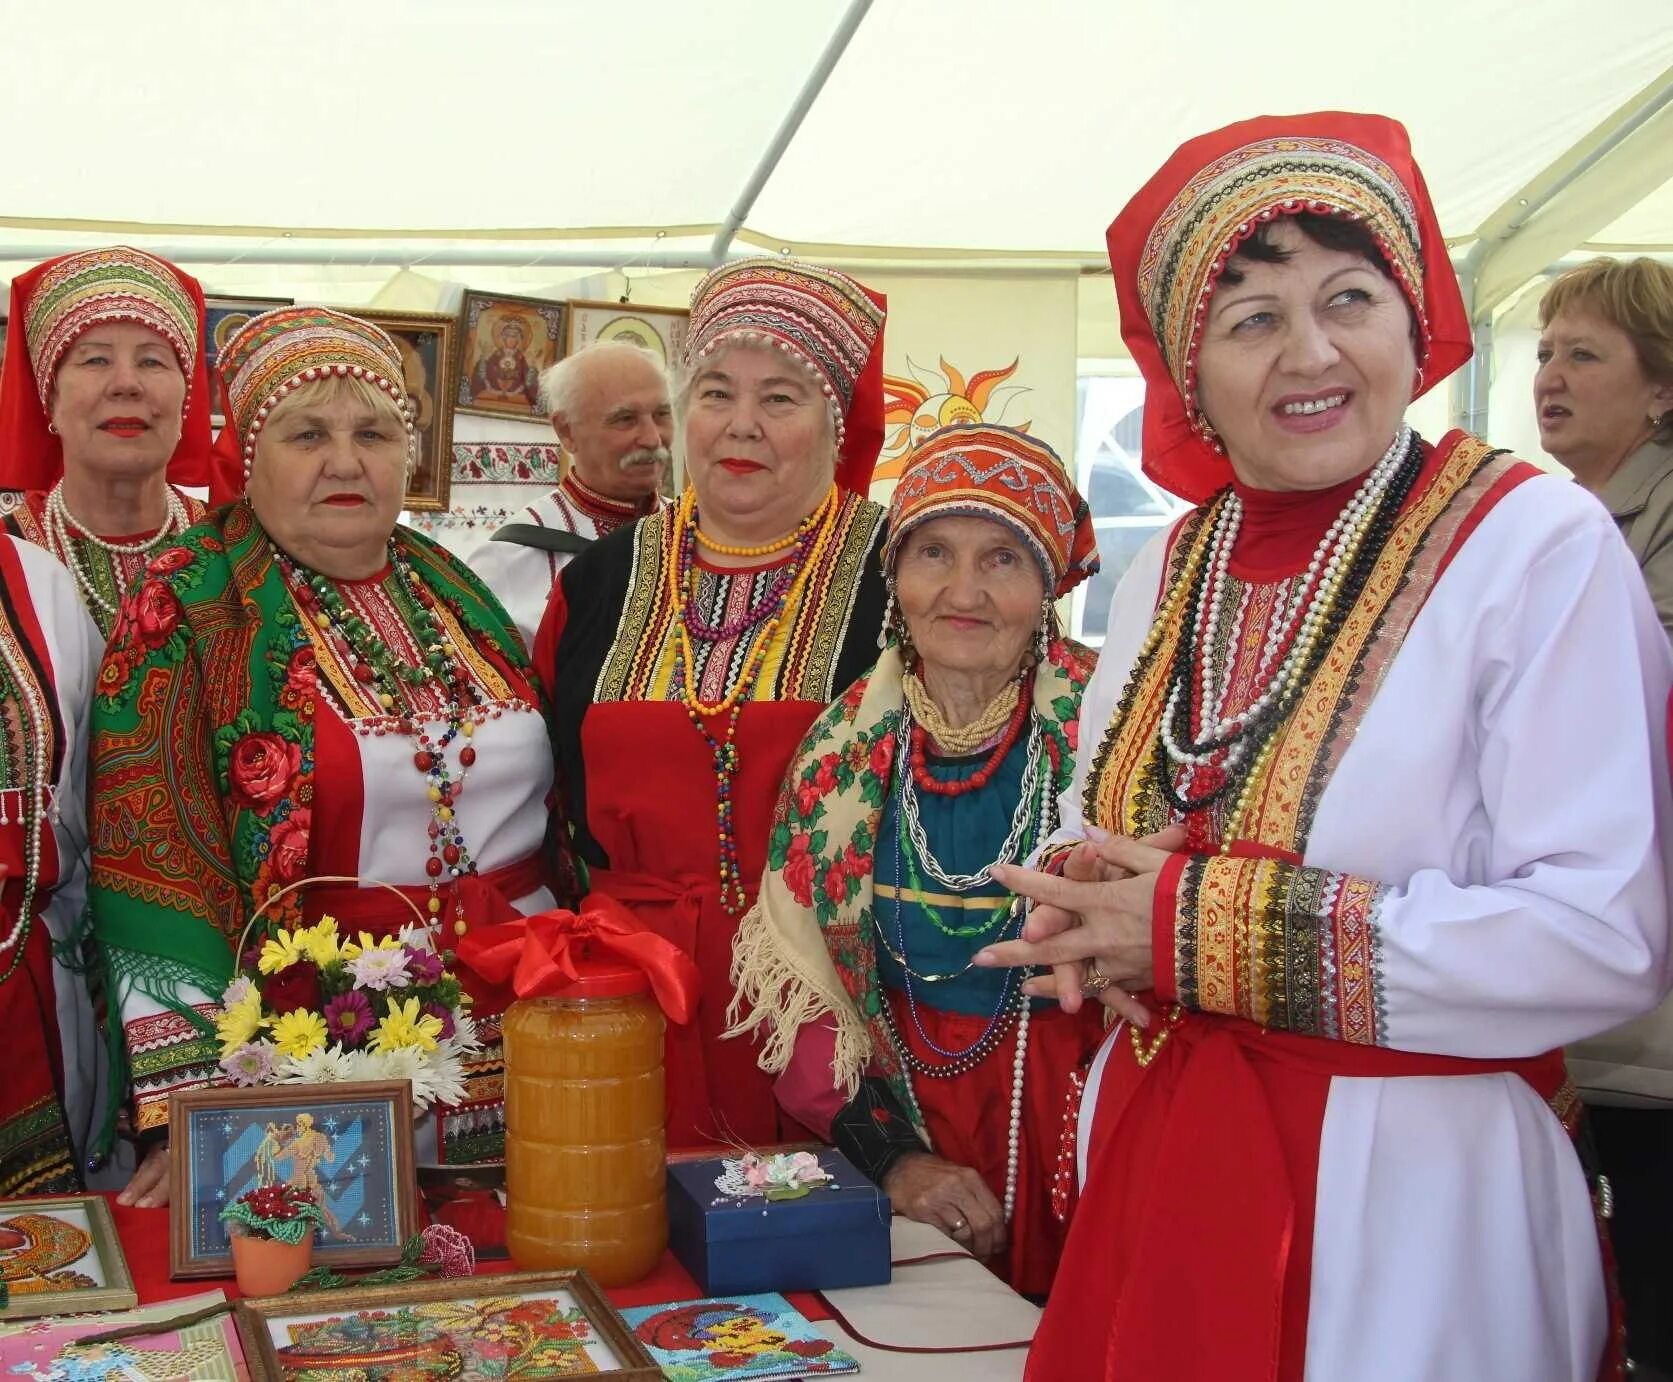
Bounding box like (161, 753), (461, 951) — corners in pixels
(1072, 372), (1188, 644)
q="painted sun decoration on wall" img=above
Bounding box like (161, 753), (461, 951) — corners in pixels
(875, 356), (1032, 481)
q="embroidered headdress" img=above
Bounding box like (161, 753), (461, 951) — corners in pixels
(208, 306), (416, 503)
(883, 423), (1099, 597)
(0, 246), (213, 489)
(686, 257), (888, 493)
(1106, 112), (1473, 502)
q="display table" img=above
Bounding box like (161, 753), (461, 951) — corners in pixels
(102, 1195), (1036, 1380)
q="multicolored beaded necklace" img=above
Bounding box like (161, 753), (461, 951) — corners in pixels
(1155, 429), (1422, 847)
(0, 605), (54, 984)
(276, 543), (485, 939)
(665, 485), (840, 912)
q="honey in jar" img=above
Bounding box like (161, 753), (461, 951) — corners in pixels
(502, 955), (667, 1285)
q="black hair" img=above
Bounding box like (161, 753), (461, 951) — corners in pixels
(1218, 213), (1392, 287)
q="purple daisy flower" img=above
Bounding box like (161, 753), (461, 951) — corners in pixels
(404, 946), (445, 985)
(323, 990), (374, 1046)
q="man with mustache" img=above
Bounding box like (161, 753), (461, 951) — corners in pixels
(475, 340), (673, 648)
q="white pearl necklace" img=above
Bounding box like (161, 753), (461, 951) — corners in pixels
(43, 481), (190, 623)
(0, 616), (51, 960)
(898, 708), (1045, 892)
(1160, 427), (1411, 771)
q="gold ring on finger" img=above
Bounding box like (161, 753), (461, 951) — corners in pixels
(1082, 959), (1114, 994)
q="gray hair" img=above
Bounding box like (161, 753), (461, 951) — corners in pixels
(538, 339), (668, 419)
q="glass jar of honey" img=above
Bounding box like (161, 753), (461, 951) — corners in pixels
(502, 954), (667, 1286)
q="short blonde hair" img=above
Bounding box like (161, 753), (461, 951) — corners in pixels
(1541, 258), (1673, 434)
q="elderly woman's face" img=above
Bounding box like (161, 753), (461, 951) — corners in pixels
(49, 322), (186, 481)
(1194, 219), (1417, 492)
(246, 384), (408, 579)
(682, 344), (835, 537)
(895, 515), (1046, 681)
(1535, 308), (1672, 477)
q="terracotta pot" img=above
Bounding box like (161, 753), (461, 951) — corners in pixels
(230, 1227), (315, 1296)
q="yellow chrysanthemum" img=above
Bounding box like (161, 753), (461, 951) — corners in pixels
(296, 916), (346, 966)
(343, 930), (403, 964)
(369, 996), (443, 1055)
(272, 1009), (329, 1060)
(215, 990), (267, 1055)
(257, 927), (309, 976)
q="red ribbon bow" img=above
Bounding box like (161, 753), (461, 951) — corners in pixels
(455, 893), (700, 1025)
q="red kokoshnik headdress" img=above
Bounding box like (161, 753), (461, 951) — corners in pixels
(0, 245), (213, 490)
(686, 256), (888, 494)
(1106, 111), (1474, 503)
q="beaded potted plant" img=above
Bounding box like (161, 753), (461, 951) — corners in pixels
(221, 1183), (326, 1296)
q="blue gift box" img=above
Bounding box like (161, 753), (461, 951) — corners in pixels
(666, 1149), (892, 1294)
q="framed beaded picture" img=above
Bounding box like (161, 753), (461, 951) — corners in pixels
(456, 290), (566, 421)
(168, 1081), (419, 1280)
(355, 309), (459, 514)
(0, 1193), (137, 1319)
(204, 295), (294, 371)
(565, 299), (689, 372)
(235, 1269), (663, 1379)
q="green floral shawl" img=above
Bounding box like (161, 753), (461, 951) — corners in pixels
(88, 500), (527, 1129)
(727, 638), (1093, 1132)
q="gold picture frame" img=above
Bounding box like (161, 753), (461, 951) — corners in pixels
(235, 1268), (663, 1379)
(456, 290), (567, 421)
(0, 1193), (137, 1319)
(564, 298), (689, 372)
(354, 308), (458, 513)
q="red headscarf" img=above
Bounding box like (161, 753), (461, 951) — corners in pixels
(0, 247), (213, 491)
(1106, 112), (1473, 504)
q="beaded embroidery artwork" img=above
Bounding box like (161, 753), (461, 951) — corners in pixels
(623, 1294), (859, 1380)
(0, 1195), (137, 1319)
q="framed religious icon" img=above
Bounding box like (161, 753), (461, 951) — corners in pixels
(203, 295), (294, 370)
(0, 1193), (137, 1319)
(168, 1081), (419, 1280)
(235, 1269), (663, 1379)
(356, 309), (458, 513)
(456, 290), (565, 422)
(565, 298), (689, 372)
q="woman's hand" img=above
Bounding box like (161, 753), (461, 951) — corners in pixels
(117, 1143), (171, 1208)
(979, 832), (1179, 1028)
(883, 1151), (1006, 1261)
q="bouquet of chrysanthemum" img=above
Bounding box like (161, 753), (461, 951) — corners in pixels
(214, 915), (481, 1109)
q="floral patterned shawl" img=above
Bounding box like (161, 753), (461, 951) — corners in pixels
(727, 639), (1093, 1131)
(88, 500), (527, 1063)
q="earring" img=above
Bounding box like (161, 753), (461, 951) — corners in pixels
(1034, 596), (1056, 666)
(47, 421), (58, 436)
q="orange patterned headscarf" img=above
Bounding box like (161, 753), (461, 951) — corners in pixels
(206, 306), (416, 503)
(1106, 112), (1473, 503)
(884, 423), (1098, 597)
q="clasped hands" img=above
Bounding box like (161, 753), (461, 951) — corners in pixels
(972, 824), (1187, 1030)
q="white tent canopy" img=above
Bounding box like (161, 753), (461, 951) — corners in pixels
(4, 1), (1670, 266)
(3, 0), (1672, 465)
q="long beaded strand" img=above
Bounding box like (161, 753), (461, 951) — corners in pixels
(278, 544), (487, 937)
(666, 487), (840, 910)
(878, 709), (1059, 1227)
(0, 614), (51, 980)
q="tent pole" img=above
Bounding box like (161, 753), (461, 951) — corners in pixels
(708, 0), (874, 264)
